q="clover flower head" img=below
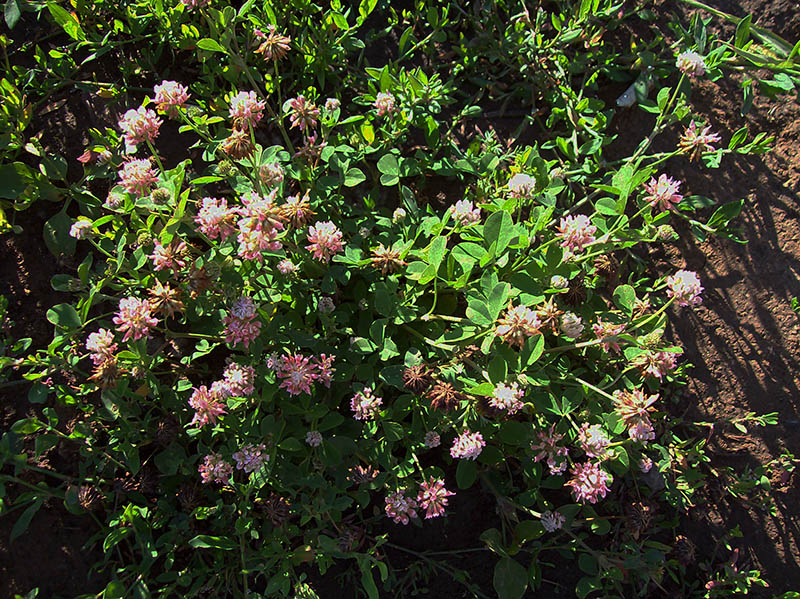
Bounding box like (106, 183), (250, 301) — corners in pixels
(86, 329), (117, 365)
(69, 220), (94, 240)
(237, 216), (282, 261)
(313, 353), (335, 388)
(449, 199), (481, 226)
(639, 457), (654, 473)
(490, 382), (525, 415)
(560, 312), (584, 338)
(149, 239), (189, 272)
(153, 80), (190, 118)
(577, 423), (611, 460)
(531, 424), (569, 475)
(424, 431), (441, 448)
(679, 122), (721, 160)
(643, 174), (683, 213)
(277, 258), (297, 275)
(375, 92), (396, 117)
(305, 431), (323, 447)
(188, 385), (227, 428)
(556, 214), (597, 252)
(550, 275), (568, 289)
(222, 362), (256, 397)
(385, 489), (418, 525)
(288, 95), (320, 132)
(676, 50), (707, 77)
(306, 221), (344, 262)
(222, 297), (261, 348)
(113, 296), (157, 342)
(255, 25), (291, 61)
(325, 98), (340, 112)
(198, 453), (233, 484)
(118, 158), (158, 196)
(318, 296), (335, 313)
(536, 297), (563, 333)
(148, 279), (184, 318)
(417, 477), (455, 519)
(392, 207), (407, 223)
(496, 303), (541, 348)
(592, 318), (626, 353)
(566, 462), (612, 504)
(259, 162), (284, 188)
(229, 91), (266, 130)
(508, 173), (535, 198)
(351, 387), (383, 421)
(281, 192), (315, 228)
(195, 197), (239, 240)
(230, 296), (257, 320)
(667, 270), (703, 307)
(633, 350), (679, 380)
(450, 430), (485, 460)
(275, 353), (319, 396)
(541, 510), (566, 532)
(118, 107), (162, 148)
(612, 388), (659, 443)
(232, 443), (269, 473)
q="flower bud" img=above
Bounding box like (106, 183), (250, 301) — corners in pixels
(550, 275), (568, 289)
(392, 207), (407, 223)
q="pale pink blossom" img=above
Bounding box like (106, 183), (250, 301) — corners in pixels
(118, 159), (158, 196)
(237, 218), (282, 261)
(385, 489), (418, 525)
(325, 98), (340, 112)
(450, 430), (485, 460)
(305, 431), (323, 447)
(639, 457), (654, 473)
(667, 270), (703, 307)
(313, 354), (335, 388)
(275, 354), (318, 396)
(541, 510), (566, 532)
(149, 239), (188, 272)
(232, 443), (269, 473)
(153, 80), (190, 118)
(222, 297), (262, 348)
(496, 303), (541, 348)
(113, 296), (158, 342)
(592, 318), (626, 353)
(449, 199), (481, 226)
(222, 362), (255, 397)
(306, 221), (344, 262)
(643, 174), (683, 212)
(277, 259), (297, 275)
(374, 92), (396, 117)
(198, 453), (233, 484)
(556, 214), (596, 251)
(118, 107), (162, 148)
(259, 162), (284, 188)
(417, 477), (455, 519)
(633, 350), (680, 381)
(188, 385), (227, 427)
(577, 423), (611, 460)
(676, 50), (706, 77)
(560, 312), (584, 338)
(195, 197), (239, 240)
(229, 91), (266, 130)
(566, 462), (612, 504)
(351, 387), (383, 421)
(288, 95), (320, 132)
(490, 382), (525, 415)
(508, 173), (535, 198)
(612, 388), (659, 443)
(531, 424), (569, 475)
(424, 431), (441, 448)
(86, 329), (117, 365)
(69, 220), (93, 240)
(679, 122), (721, 160)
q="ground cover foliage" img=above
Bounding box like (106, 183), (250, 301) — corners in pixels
(0, 0), (799, 597)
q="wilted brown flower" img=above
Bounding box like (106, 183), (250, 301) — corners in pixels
(425, 381), (465, 412)
(256, 493), (292, 527)
(155, 416), (180, 445)
(337, 526), (365, 552)
(673, 535), (696, 566)
(280, 192), (315, 228)
(563, 274), (587, 307)
(89, 356), (123, 389)
(402, 364), (432, 394)
(348, 464), (379, 485)
(593, 253), (619, 287)
(177, 482), (201, 512)
(255, 25), (291, 61)
(220, 129), (254, 160)
(536, 297), (563, 333)
(625, 501), (653, 540)
(370, 244), (406, 275)
(186, 263), (212, 298)
(78, 485), (103, 512)
(149, 280), (185, 318)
